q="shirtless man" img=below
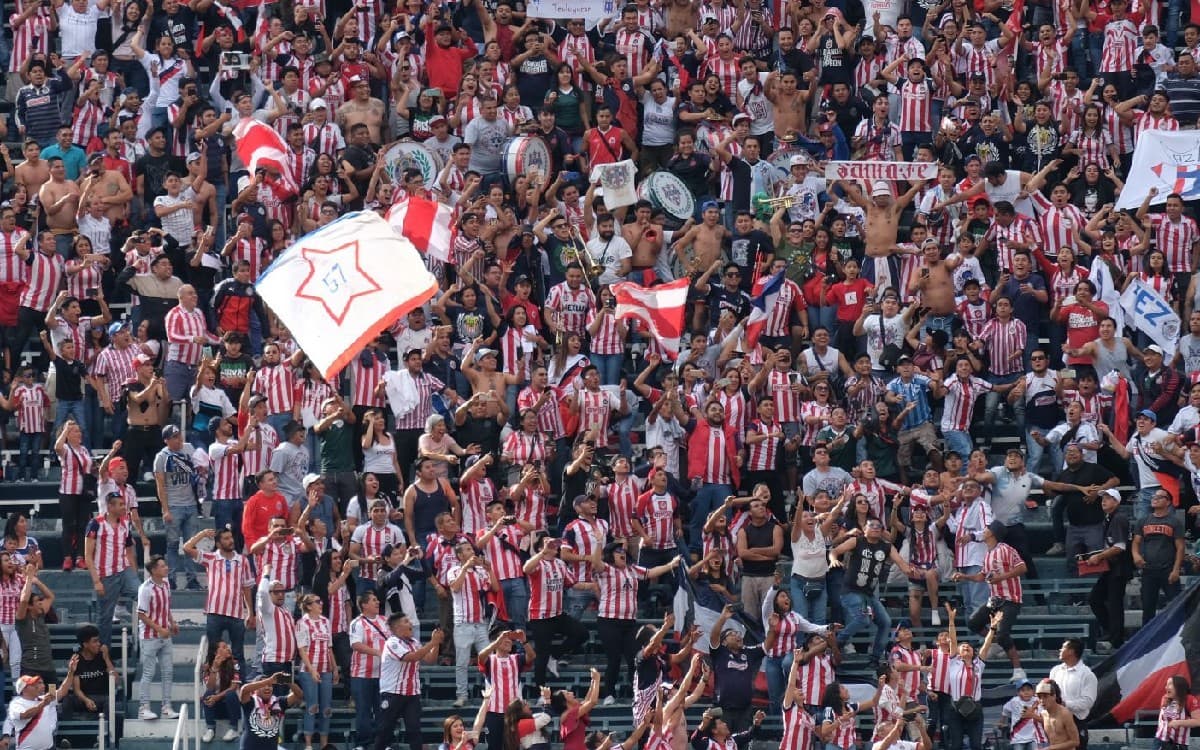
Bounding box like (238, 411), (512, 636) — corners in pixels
(39, 157), (82, 253)
(665, 0), (700, 39)
(14, 140), (50, 200)
(461, 338), (520, 418)
(623, 201), (667, 276)
(77, 152), (133, 222)
(770, 69), (811, 140)
(671, 201), (727, 274)
(908, 239), (963, 333)
(836, 179), (922, 295)
(1035, 680), (1080, 750)
(337, 76), (386, 145)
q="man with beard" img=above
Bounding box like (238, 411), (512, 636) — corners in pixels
(685, 399), (740, 555)
(183, 527), (255, 665)
(585, 214), (633, 285)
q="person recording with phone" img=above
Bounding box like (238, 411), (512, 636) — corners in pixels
(237, 670), (304, 750)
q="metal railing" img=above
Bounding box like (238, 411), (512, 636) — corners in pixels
(108, 672), (117, 745)
(121, 628), (129, 687)
(99, 714), (107, 750)
(194, 635), (208, 750)
(171, 702), (190, 750)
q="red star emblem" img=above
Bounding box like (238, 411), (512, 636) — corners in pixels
(294, 239), (381, 325)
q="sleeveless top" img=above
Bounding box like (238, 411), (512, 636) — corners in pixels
(1094, 338), (1134, 384)
(411, 481), (450, 543)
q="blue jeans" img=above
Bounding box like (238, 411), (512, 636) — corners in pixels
(925, 314), (956, 336)
(1165, 0), (1183, 46)
(165, 502), (201, 585)
(810, 305), (836, 335)
(566, 587), (597, 621)
(18, 432), (41, 480)
(206, 614), (248, 668)
(689, 483), (732, 554)
(85, 386), (104, 449)
(266, 412), (291, 439)
(54, 399), (88, 445)
(615, 410), (635, 458)
(943, 430), (973, 466)
(164, 360), (197, 403)
(297, 668), (333, 737)
(202, 688), (241, 729)
(764, 652), (795, 713)
(590, 353), (622, 386)
(1025, 427), (1055, 475)
(350, 676), (380, 746)
(150, 107), (170, 150)
(959, 565), (988, 619)
(1134, 485), (1158, 523)
(212, 499), (245, 549)
(836, 590), (891, 659)
(791, 574), (827, 625)
(97, 567), (140, 647)
(983, 373), (1021, 438)
(501, 577), (530, 630)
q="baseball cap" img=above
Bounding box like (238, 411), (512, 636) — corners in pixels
(1015, 679), (1035, 689)
(107, 320), (130, 336)
(15, 675), (42, 692)
(88, 151), (105, 165)
(1145, 344), (1165, 356)
(1102, 488), (1122, 501)
(237, 212), (254, 225)
(429, 114), (448, 127)
(248, 393), (269, 408)
(309, 97), (328, 110)
(896, 354), (913, 364)
(302, 473), (324, 490)
(1137, 408), (1157, 421)
(871, 181), (890, 197)
(732, 113), (750, 125)
(790, 154), (809, 167)
(514, 273), (532, 284)
(186, 151), (202, 163)
(134, 354), (154, 367)
(161, 425), (181, 440)
(474, 348), (499, 362)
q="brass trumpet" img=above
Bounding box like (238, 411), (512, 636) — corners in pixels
(762, 195), (797, 209)
(564, 236), (602, 280)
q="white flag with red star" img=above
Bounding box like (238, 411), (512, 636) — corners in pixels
(256, 211), (438, 380)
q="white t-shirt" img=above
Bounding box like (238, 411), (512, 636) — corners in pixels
(586, 233), (633, 285)
(862, 314), (907, 371)
(57, 3), (106, 59)
(737, 73), (775, 136)
(1125, 427), (1172, 488)
(8, 696), (58, 750)
(154, 189), (196, 248)
(640, 93), (677, 147)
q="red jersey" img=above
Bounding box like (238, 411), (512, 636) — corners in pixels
(527, 557), (576, 621)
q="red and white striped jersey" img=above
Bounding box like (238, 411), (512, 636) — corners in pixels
(1098, 104), (1135, 155)
(1047, 82), (1084, 135)
(715, 388), (748, 439)
(605, 474), (643, 538)
(502, 430), (548, 466)
(703, 530), (735, 575)
(693, 422), (734, 485)
(745, 418), (781, 472)
(351, 522), (405, 581)
(956, 299), (991, 339)
(92, 344), (137, 403)
(1030, 194), (1085, 259)
(558, 34), (595, 88)
(982, 541), (1024, 603)
(703, 56), (740, 97)
(0, 228), (30, 283)
(854, 54), (884, 91)
(955, 39), (1001, 87)
(348, 352), (388, 408)
(459, 476), (495, 536)
(240, 423), (278, 478)
(578, 388), (620, 449)
(85, 515), (131, 578)
(496, 327), (528, 380)
(476, 526), (526, 581)
(392, 372), (445, 431)
(517, 386), (564, 436)
(527, 557), (576, 621)
(763, 279), (805, 340)
(207, 439), (243, 501)
(562, 516), (610, 582)
(19, 251), (65, 312)
(948, 499), (993, 567)
(445, 562), (489, 623)
(513, 486), (549, 532)
(230, 237), (270, 282)
(71, 98), (105, 147)
(349, 614), (390, 678)
(977, 317), (1027, 377)
(898, 78), (934, 134)
(928, 647), (953, 693)
(1100, 18), (1139, 72)
(1050, 266), (1087, 306)
(940, 376), (992, 432)
(296, 614), (332, 673)
(329, 585), (350, 634)
(1156, 696), (1200, 745)
(798, 400), (831, 447)
(165, 305), (213, 366)
(257, 576), (297, 663)
(59, 443), (93, 495)
(0, 574), (25, 626)
(302, 121), (345, 158)
(891, 644), (923, 701)
(485, 652), (526, 713)
(1060, 388), (1107, 425)
(846, 478), (901, 521)
(1149, 213), (1200, 273)
(763, 369), (801, 424)
(257, 537), (300, 590)
(1136, 110), (1179, 137)
(137, 577), (172, 639)
(1031, 39), (1067, 80)
(200, 550), (254, 618)
(253, 364), (296, 414)
(765, 611), (810, 658)
(426, 532), (470, 585)
(585, 308), (625, 355)
(545, 283), (596, 336)
(595, 563), (646, 619)
(11, 384), (49, 434)
(636, 491), (678, 550)
(934, 650), (985, 700)
(781, 703), (817, 750)
(799, 652), (834, 706)
(984, 216), (1040, 272)
(381, 635), (422, 695)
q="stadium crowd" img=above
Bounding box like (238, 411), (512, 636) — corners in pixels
(5, 0), (1200, 748)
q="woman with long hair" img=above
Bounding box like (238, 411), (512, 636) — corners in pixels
(585, 286), (627, 386)
(130, 33), (193, 148)
(199, 640), (242, 742)
(361, 410), (404, 498)
(790, 500), (843, 625)
(545, 64), (590, 148)
(1066, 160), (1120, 218)
(55, 420), (93, 570)
(1064, 106), (1118, 172)
(0, 551), (25, 682)
(502, 695), (553, 750)
(1156, 675), (1200, 748)
(312, 549), (357, 682)
(346, 472), (401, 535)
(111, 0), (150, 95)
(548, 332), (589, 388)
(437, 694), (491, 750)
(1045, 245), (1086, 367)
(901, 504), (944, 628)
(3, 513), (41, 570)
(295, 594), (334, 750)
(296, 361), (336, 466)
(763, 587), (826, 714)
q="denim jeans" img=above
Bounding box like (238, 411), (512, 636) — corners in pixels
(212, 498), (245, 549)
(297, 668), (333, 736)
(943, 430), (973, 466)
(150, 107), (170, 149)
(958, 565), (989, 619)
(350, 676), (380, 746)
(500, 577), (530, 630)
(764, 652), (795, 713)
(97, 567), (140, 647)
(1134, 486), (1157, 523)
(983, 373), (1020, 438)
(1025, 427), (1054, 475)
(85, 386), (105, 449)
(54, 399), (88, 445)
(791, 574), (828, 625)
(690, 483), (732, 554)
(202, 688), (241, 729)
(1165, 0), (1183, 46)
(452, 621), (491, 699)
(590, 353), (623, 386)
(836, 590), (891, 659)
(565, 588), (597, 621)
(205, 614), (247, 668)
(164, 360), (197, 403)
(18, 432), (41, 481)
(138, 636), (174, 707)
(266, 412), (291, 439)
(165, 502), (201, 585)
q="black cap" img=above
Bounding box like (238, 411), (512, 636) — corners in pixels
(514, 274), (532, 284)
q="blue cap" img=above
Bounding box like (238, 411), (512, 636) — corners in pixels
(700, 200), (720, 213)
(107, 320), (130, 336)
(1137, 409), (1157, 421)
(1015, 679), (1035, 689)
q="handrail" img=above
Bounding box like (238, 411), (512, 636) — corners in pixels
(99, 714), (107, 750)
(121, 627), (129, 688)
(171, 702), (190, 750)
(194, 635), (208, 750)
(108, 672), (117, 745)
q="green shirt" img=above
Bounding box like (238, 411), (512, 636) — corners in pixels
(318, 420), (355, 473)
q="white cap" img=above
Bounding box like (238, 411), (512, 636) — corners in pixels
(309, 97), (328, 110)
(871, 180), (891, 197)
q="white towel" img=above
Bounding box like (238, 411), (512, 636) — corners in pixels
(383, 369), (420, 420)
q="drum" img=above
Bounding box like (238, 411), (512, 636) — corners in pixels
(637, 171), (694, 228)
(382, 141), (442, 187)
(501, 135), (552, 184)
(768, 146), (806, 175)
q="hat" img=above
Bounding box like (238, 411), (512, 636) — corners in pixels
(572, 494), (594, 508)
(347, 74), (365, 84)
(186, 151), (202, 163)
(790, 154), (809, 167)
(248, 393), (269, 408)
(474, 348), (499, 362)
(969, 72), (986, 81)
(732, 113), (750, 125)
(15, 675), (42, 693)
(237, 212), (254, 225)
(161, 425), (181, 440)
(302, 473), (324, 490)
(1102, 488), (1122, 502)
(107, 320), (130, 336)
(314, 53), (331, 65)
(435, 22), (453, 33)
(1015, 679), (1036, 689)
(701, 13), (718, 22)
(700, 199), (720, 213)
(896, 354), (913, 364)
(309, 97), (328, 110)
(133, 354), (154, 367)
(514, 273), (532, 284)
(429, 114), (448, 127)
(88, 151), (105, 164)
(1137, 408), (1157, 421)
(1145, 344), (1165, 356)
(987, 520), (1007, 542)
(965, 154), (982, 164)
(1035, 681), (1055, 694)
(871, 180), (891, 197)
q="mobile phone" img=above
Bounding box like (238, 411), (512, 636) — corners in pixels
(279, 527), (295, 535)
(1059, 368), (1076, 379)
(605, 296), (615, 309)
(85, 287), (99, 298)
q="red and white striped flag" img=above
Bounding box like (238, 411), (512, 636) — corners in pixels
(386, 195), (453, 263)
(611, 278), (689, 360)
(234, 118), (298, 195)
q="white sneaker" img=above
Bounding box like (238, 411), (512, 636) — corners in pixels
(161, 705), (179, 719)
(547, 657), (560, 677)
(202, 729), (215, 744)
(1010, 668), (1027, 683)
(221, 729), (240, 742)
(602, 695), (616, 706)
(842, 643), (856, 654)
(453, 696), (467, 708)
(1045, 543), (1065, 556)
(138, 707), (158, 721)
(930, 611), (942, 627)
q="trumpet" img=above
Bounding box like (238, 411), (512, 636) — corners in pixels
(564, 236), (602, 280)
(761, 195), (797, 209)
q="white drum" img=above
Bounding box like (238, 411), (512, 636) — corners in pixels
(382, 141), (443, 187)
(637, 171), (695, 225)
(501, 135), (552, 184)
(768, 146), (806, 175)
